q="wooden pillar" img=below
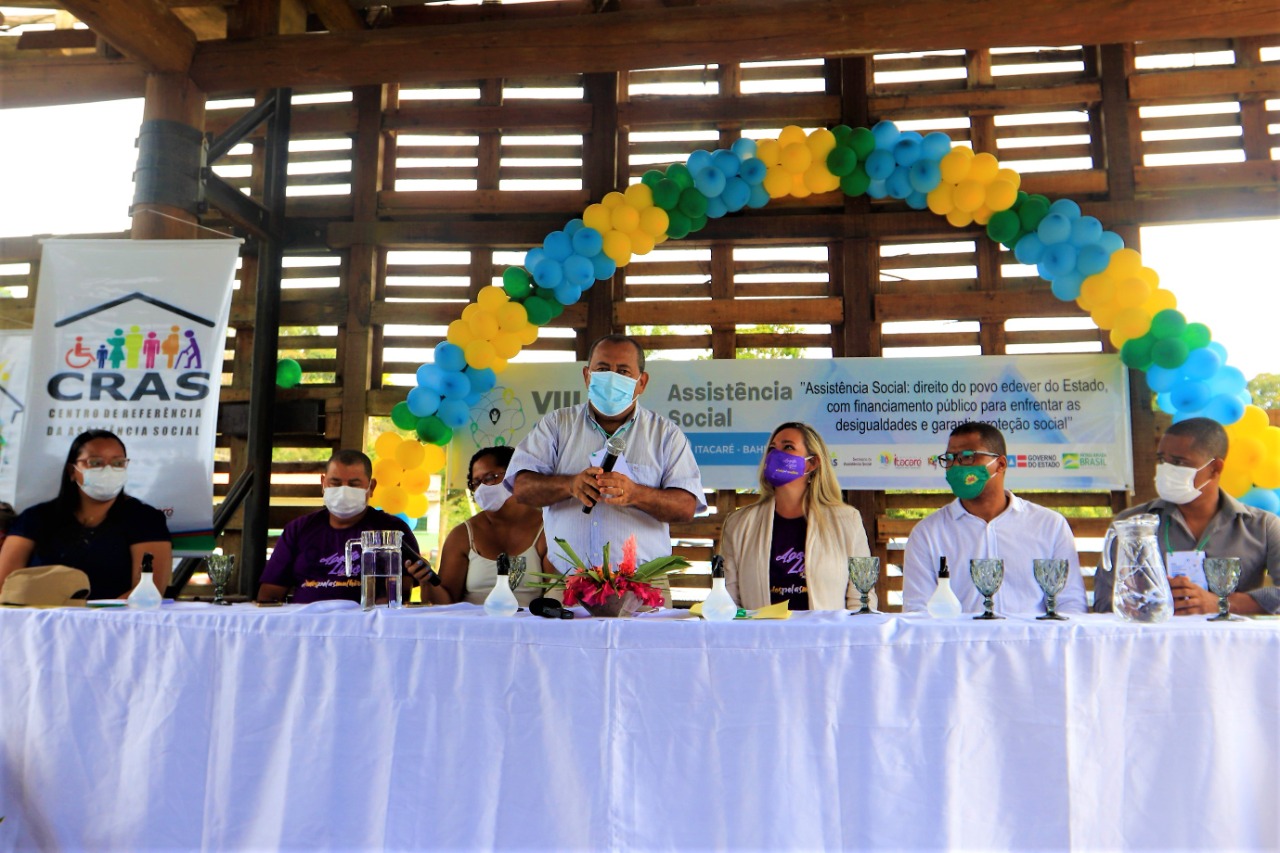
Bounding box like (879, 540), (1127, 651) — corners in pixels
(582, 71), (621, 357)
(130, 73), (205, 240)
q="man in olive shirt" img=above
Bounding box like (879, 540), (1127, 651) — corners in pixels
(1094, 417), (1280, 615)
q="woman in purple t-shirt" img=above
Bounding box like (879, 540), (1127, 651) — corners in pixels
(719, 422), (871, 611)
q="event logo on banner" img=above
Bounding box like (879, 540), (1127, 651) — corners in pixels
(446, 354), (1133, 491)
(18, 239), (240, 554)
(0, 331), (31, 505)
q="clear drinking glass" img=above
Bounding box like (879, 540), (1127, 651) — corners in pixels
(507, 555), (527, 592)
(205, 554), (234, 606)
(1033, 558), (1070, 621)
(1203, 557), (1243, 622)
(969, 558), (1005, 620)
(847, 556), (880, 615)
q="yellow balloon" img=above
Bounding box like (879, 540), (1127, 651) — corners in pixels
(1238, 405), (1270, 437)
(395, 439), (426, 470)
(755, 138), (782, 167)
(1106, 248), (1144, 279)
(401, 467), (430, 494)
(379, 485), (407, 516)
(489, 354), (509, 373)
(1091, 304), (1119, 331)
(1077, 274), (1114, 312)
(926, 186), (955, 215)
(464, 339), (496, 370)
(623, 182), (653, 210)
(629, 231), (655, 256)
(972, 205), (992, 226)
(939, 148), (973, 184)
(953, 180), (985, 212)
(1260, 425), (1280, 457)
(420, 443), (447, 474)
(602, 230), (632, 264)
(789, 172), (812, 198)
(1111, 307), (1152, 341)
(517, 323), (539, 346)
(476, 286), (508, 311)
(995, 167), (1022, 189)
(638, 206), (669, 237)
(497, 301), (528, 332)
(1113, 276), (1151, 309)
(373, 457), (402, 486)
(803, 163), (840, 194)
(373, 431), (402, 460)
(601, 191), (625, 209)
(805, 128), (837, 158)
(1232, 435), (1265, 467)
(493, 332), (522, 359)
(777, 125), (807, 149)
(1252, 457), (1280, 490)
(1135, 266), (1159, 288)
(985, 179), (1018, 211)
(780, 142), (812, 174)
(468, 309), (499, 340)
(447, 318), (474, 348)
(968, 152), (999, 184)
(404, 493), (428, 519)
(583, 203), (612, 233)
(610, 204), (640, 234)
(1219, 461), (1253, 498)
(1142, 288), (1177, 315)
(763, 166), (793, 199)
(945, 208), (973, 228)
(461, 303), (483, 323)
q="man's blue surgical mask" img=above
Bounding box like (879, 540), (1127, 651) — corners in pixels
(588, 371), (638, 417)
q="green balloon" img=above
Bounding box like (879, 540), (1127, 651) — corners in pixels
(826, 146), (857, 177)
(640, 169), (665, 188)
(534, 286), (557, 301)
(1149, 309), (1186, 340)
(665, 209), (692, 240)
(1018, 197), (1050, 231)
(652, 178), (682, 211)
(501, 266), (532, 299)
(547, 298), (565, 319)
(1120, 334), (1155, 370)
(986, 210), (1021, 245)
(687, 212), (708, 233)
(665, 163), (694, 190)
(848, 127), (876, 160)
(275, 358), (302, 388)
(391, 401), (418, 431)
(523, 296), (553, 326)
(839, 165), (870, 197)
(1181, 322), (1211, 350)
(831, 124), (853, 143)
(677, 187), (708, 218)
(415, 415), (452, 446)
(1151, 337), (1190, 370)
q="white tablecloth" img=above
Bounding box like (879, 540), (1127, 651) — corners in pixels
(1, 603), (1277, 851)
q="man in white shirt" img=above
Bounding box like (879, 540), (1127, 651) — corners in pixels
(902, 421), (1086, 615)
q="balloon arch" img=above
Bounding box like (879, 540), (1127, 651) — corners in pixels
(359, 120), (1280, 521)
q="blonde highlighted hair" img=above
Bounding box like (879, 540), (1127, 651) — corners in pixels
(755, 422), (845, 537)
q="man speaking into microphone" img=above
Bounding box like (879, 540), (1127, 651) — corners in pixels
(507, 334), (705, 574)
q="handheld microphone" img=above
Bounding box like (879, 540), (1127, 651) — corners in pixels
(401, 543), (441, 586)
(530, 596), (575, 619)
(584, 433), (628, 514)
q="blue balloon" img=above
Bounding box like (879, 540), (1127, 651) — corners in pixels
(721, 176), (751, 211)
(1145, 364), (1180, 393)
(553, 281), (582, 306)
(905, 190), (928, 210)
(437, 370), (471, 400)
(694, 167), (727, 198)
(395, 512), (415, 526)
(1048, 198), (1081, 219)
(1171, 378), (1211, 412)
(747, 183), (770, 208)
(531, 256), (563, 288)
(731, 137), (757, 159)
(406, 385), (441, 418)
(908, 159), (942, 193)
(1038, 243), (1078, 281)
(563, 218), (585, 236)
(1238, 389), (1254, 406)
(1099, 231), (1125, 254)
(871, 120), (900, 149)
(1240, 488), (1280, 515)
(1069, 216), (1103, 247)
(705, 195), (728, 219)
(1050, 272), (1084, 301)
(711, 149), (741, 177)
(866, 178), (888, 200)
(438, 398), (471, 429)
(739, 158), (767, 184)
(1182, 346), (1222, 381)
(1202, 393), (1245, 425)
(563, 254), (595, 288)
(1013, 233), (1046, 265)
(865, 149), (896, 181)
(1075, 244), (1112, 277)
(1206, 341), (1229, 362)
(416, 362), (446, 394)
(433, 341), (467, 373)
(465, 366), (496, 395)
(1155, 391), (1176, 414)
(1037, 213), (1072, 245)
(543, 231), (572, 261)
(464, 390), (482, 407)
(524, 247), (546, 271)
(686, 149), (713, 174)
(1210, 365), (1247, 396)
(1171, 407), (1206, 424)
(921, 131), (953, 160)
(592, 253), (617, 281)
(893, 136), (922, 167)
(571, 227), (603, 257)
(885, 166), (913, 199)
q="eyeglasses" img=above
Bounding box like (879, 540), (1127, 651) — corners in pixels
(467, 471), (505, 491)
(936, 450), (1000, 469)
(77, 457), (130, 471)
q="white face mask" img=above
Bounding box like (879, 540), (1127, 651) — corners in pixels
(324, 485), (369, 519)
(1154, 460), (1213, 505)
(78, 467), (127, 502)
(473, 482), (510, 514)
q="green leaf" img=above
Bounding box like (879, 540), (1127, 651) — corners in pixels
(555, 537), (588, 572)
(523, 571), (567, 590)
(602, 541), (611, 576)
(633, 555), (690, 582)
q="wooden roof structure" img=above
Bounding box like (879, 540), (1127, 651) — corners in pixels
(1, 0), (1278, 604)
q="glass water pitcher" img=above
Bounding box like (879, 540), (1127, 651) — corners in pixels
(1099, 513), (1172, 624)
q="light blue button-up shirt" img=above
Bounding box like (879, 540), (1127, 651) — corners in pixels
(506, 403), (706, 572)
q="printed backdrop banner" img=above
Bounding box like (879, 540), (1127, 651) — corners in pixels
(0, 331), (32, 505)
(446, 354), (1133, 491)
(17, 239), (240, 554)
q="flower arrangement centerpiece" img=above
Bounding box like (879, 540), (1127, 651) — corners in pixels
(530, 535), (689, 617)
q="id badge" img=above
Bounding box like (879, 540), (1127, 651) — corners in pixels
(590, 447), (635, 481)
(1166, 549), (1207, 589)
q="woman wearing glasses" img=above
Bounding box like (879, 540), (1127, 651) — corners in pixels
(720, 422), (872, 611)
(0, 429), (172, 599)
(426, 444), (549, 606)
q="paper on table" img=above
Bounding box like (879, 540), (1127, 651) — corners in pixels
(688, 600), (791, 620)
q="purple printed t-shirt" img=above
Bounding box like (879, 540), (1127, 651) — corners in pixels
(768, 512), (810, 611)
(259, 507), (419, 603)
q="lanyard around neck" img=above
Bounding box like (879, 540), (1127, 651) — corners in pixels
(587, 412), (634, 443)
(1162, 514), (1211, 555)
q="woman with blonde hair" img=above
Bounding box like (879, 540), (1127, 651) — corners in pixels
(720, 422), (871, 611)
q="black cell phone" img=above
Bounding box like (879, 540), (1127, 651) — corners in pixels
(402, 543), (442, 586)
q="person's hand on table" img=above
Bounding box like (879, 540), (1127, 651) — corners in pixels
(596, 470), (639, 508)
(405, 558), (433, 586)
(1169, 575), (1218, 615)
(573, 467), (604, 508)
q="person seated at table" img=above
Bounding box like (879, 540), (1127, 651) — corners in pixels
(258, 449), (422, 604)
(902, 421), (1086, 614)
(720, 422), (871, 611)
(1094, 416), (1280, 616)
(424, 445), (550, 606)
(0, 429), (172, 600)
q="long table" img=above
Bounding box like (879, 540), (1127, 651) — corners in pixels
(1, 602), (1277, 851)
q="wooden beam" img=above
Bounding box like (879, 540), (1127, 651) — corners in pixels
(876, 290), (1086, 323)
(304, 0), (364, 32)
(187, 0), (1280, 94)
(59, 0), (197, 73)
(16, 29), (98, 51)
(0, 55), (146, 107)
(1128, 64), (1280, 103)
(616, 297), (845, 327)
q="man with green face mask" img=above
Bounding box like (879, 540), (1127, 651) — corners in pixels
(902, 422), (1086, 615)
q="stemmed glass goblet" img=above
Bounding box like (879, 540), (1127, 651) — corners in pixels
(1203, 557), (1243, 622)
(969, 558), (1004, 620)
(205, 554), (235, 606)
(1033, 558), (1070, 621)
(847, 556), (880, 615)
(507, 555), (527, 592)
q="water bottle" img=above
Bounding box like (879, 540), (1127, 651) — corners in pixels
(127, 552), (163, 611)
(702, 555), (738, 622)
(926, 556), (962, 618)
(484, 553), (519, 617)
